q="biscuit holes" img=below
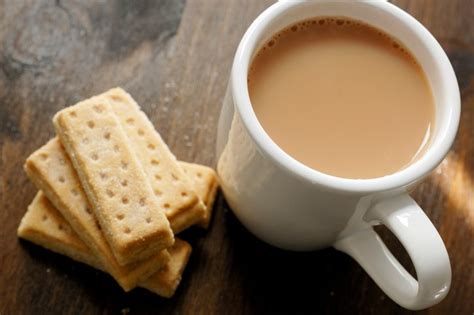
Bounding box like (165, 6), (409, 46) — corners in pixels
(181, 192), (188, 197)
(71, 189), (79, 196)
(138, 129), (145, 136)
(42, 215), (48, 221)
(110, 94), (125, 102)
(39, 153), (49, 161)
(87, 121), (95, 129)
(100, 172), (108, 180)
(151, 159), (160, 166)
(85, 207), (92, 214)
(82, 137), (90, 145)
(116, 213), (124, 220)
(106, 189), (115, 198)
(126, 118), (135, 125)
(154, 189), (162, 197)
(121, 161), (128, 170)
(196, 172), (203, 179)
(139, 197), (146, 207)
(58, 224), (64, 231)
(155, 174), (162, 181)
(91, 153), (99, 161)
(104, 132), (111, 140)
(121, 196), (129, 205)
(124, 227), (131, 234)
(113, 145), (120, 153)
(70, 111), (77, 118)
(146, 217), (152, 224)
(336, 19), (344, 26)
(58, 157), (66, 165)
(163, 203), (170, 209)
(93, 104), (105, 113)
(121, 180), (128, 187)
(147, 143), (156, 150)
(59, 176), (66, 183)
(291, 25), (298, 32)
(96, 221), (102, 230)
(171, 173), (179, 182)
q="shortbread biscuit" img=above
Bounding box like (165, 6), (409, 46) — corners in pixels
(18, 192), (100, 268)
(101, 88), (206, 233)
(54, 98), (174, 265)
(141, 238), (192, 297)
(18, 192), (191, 297)
(179, 162), (219, 229)
(24, 138), (169, 291)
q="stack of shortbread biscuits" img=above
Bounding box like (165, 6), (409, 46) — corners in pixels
(17, 88), (219, 297)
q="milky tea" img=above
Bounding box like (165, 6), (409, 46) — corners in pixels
(248, 17), (435, 179)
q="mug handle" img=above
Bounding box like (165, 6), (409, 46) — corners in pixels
(334, 194), (451, 310)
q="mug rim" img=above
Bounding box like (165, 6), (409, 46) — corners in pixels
(230, 0), (460, 194)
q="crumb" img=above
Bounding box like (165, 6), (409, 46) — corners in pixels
(46, 268), (51, 273)
(121, 308), (130, 315)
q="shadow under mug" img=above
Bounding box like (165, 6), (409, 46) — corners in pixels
(216, 0), (460, 311)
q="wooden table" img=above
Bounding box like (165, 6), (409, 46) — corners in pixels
(1, 1), (472, 314)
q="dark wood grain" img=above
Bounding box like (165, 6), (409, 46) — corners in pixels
(0, 0), (473, 314)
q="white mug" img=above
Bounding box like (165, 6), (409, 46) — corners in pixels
(216, 0), (460, 310)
